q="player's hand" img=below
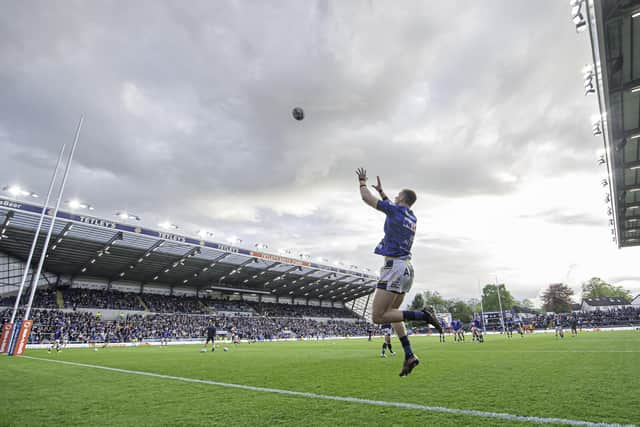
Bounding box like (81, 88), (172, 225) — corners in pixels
(355, 168), (367, 182)
(372, 176), (383, 193)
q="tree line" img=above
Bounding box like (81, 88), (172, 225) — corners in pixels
(409, 277), (634, 321)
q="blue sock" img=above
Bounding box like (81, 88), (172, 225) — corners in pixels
(399, 335), (413, 360)
(402, 310), (427, 321)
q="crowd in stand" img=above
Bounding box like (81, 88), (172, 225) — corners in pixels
(142, 293), (207, 314)
(0, 308), (378, 343)
(4, 287), (637, 344)
(0, 287), (358, 319)
(62, 288), (145, 311)
(209, 300), (254, 315)
(0, 288), (58, 309)
(248, 302), (358, 319)
(529, 306), (640, 329)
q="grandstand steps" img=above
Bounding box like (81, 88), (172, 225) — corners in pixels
(137, 295), (149, 311)
(56, 289), (64, 309)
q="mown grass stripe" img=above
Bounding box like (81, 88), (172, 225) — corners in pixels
(21, 356), (635, 427)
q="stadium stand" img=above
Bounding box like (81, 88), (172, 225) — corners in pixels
(529, 307), (640, 329)
(1, 308), (379, 343)
(249, 301), (359, 319)
(0, 288), (58, 309)
(0, 196), (378, 324)
(62, 287), (145, 311)
(0, 195), (384, 348)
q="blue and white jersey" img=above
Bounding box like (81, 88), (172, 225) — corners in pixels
(472, 318), (482, 329)
(374, 200), (416, 258)
(451, 320), (462, 331)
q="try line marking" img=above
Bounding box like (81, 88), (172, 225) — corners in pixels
(21, 356), (635, 427)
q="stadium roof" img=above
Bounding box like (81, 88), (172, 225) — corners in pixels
(582, 296), (630, 306)
(0, 197), (377, 303)
(588, 0), (640, 247)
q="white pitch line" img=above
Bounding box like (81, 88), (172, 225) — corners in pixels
(21, 356), (635, 427)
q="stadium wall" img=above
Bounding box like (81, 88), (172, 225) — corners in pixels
(0, 252), (57, 296)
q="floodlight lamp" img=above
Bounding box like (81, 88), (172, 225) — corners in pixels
(5, 185), (29, 197)
(158, 221), (177, 230)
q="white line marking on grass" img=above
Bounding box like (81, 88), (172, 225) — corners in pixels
(22, 356), (635, 427)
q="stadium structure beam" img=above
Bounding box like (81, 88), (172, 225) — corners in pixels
(72, 231), (124, 278)
(302, 272), (335, 295)
(143, 246), (201, 284)
(207, 284), (270, 295)
(198, 256), (256, 287)
(264, 266), (301, 293)
(242, 259), (300, 287)
(623, 201), (640, 210)
(190, 252), (231, 285)
(0, 210), (14, 239)
(624, 160), (640, 170)
(227, 257), (258, 277)
(109, 239), (165, 282)
(45, 221), (74, 255)
(361, 292), (372, 319)
(294, 271), (332, 288)
(622, 215), (640, 224)
(623, 184), (640, 192)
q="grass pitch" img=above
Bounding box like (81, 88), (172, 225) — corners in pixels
(1, 331), (638, 426)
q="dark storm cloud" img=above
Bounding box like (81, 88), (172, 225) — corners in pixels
(0, 1), (593, 201)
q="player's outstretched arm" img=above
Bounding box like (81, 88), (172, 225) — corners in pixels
(356, 167), (379, 209)
(371, 176), (389, 201)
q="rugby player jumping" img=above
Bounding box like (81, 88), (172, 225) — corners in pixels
(356, 168), (442, 377)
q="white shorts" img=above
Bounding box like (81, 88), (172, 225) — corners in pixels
(376, 258), (414, 294)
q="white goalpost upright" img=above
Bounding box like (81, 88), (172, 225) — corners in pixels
(0, 145), (66, 354)
(4, 115), (84, 356)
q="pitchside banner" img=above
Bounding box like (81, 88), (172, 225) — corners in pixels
(0, 197), (374, 279)
(12, 320), (33, 356)
(0, 322), (13, 353)
(6, 320), (22, 356)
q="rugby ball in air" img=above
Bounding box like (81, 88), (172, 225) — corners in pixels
(292, 107), (304, 121)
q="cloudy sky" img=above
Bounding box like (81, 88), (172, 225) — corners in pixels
(1, 1), (639, 305)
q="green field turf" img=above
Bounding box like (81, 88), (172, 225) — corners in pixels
(1, 331), (638, 426)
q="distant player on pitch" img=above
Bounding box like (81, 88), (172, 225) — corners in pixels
(451, 318), (464, 342)
(356, 168), (442, 377)
(380, 324), (396, 357)
(554, 315), (564, 339)
(203, 319), (216, 352)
